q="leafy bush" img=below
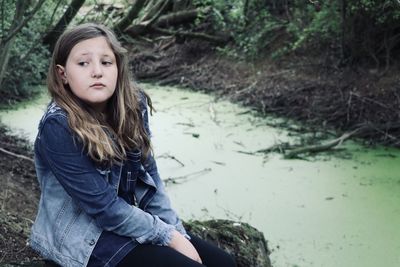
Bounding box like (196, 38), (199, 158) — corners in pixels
(344, 0), (400, 66)
(2, 26), (50, 98)
(204, 0), (400, 66)
(0, 1), (61, 100)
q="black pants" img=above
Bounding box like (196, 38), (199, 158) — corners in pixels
(117, 234), (237, 267)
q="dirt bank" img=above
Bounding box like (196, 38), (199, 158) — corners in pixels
(0, 126), (40, 262)
(130, 39), (400, 147)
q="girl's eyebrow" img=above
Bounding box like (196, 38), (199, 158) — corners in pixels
(76, 52), (113, 57)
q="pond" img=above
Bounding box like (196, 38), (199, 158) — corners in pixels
(1, 84), (399, 267)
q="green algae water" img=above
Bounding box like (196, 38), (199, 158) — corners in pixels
(1, 85), (399, 267)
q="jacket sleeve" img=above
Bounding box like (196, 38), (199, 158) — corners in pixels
(140, 95), (189, 238)
(37, 115), (175, 246)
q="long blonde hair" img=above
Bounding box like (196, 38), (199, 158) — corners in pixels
(47, 23), (151, 164)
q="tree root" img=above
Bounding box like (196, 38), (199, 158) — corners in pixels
(0, 147), (34, 163)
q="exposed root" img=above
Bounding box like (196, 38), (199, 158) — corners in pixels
(0, 147), (34, 163)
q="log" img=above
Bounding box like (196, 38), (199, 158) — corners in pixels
(284, 129), (359, 159)
(124, 8), (207, 37)
(152, 27), (229, 44)
(113, 0), (147, 34)
(184, 219), (272, 267)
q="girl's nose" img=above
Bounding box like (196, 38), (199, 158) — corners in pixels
(91, 62), (103, 78)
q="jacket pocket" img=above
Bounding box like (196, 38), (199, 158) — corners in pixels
(54, 198), (83, 251)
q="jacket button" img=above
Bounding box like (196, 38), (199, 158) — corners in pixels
(89, 239), (96, 246)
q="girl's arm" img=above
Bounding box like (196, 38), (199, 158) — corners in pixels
(140, 95), (189, 238)
(37, 115), (175, 246)
(143, 153), (188, 237)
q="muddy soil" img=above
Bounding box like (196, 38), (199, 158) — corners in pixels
(0, 126), (41, 262)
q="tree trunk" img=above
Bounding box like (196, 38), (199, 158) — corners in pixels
(124, 8), (205, 37)
(113, 0), (147, 34)
(152, 27), (229, 44)
(172, 0), (193, 12)
(140, 0), (170, 22)
(0, 0), (45, 46)
(340, 0), (347, 60)
(0, 41), (14, 89)
(156, 8), (205, 27)
(0, 0), (37, 88)
(42, 0), (86, 52)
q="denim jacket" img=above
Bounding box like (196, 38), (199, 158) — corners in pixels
(29, 96), (187, 267)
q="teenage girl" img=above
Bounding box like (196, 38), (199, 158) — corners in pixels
(30, 23), (236, 267)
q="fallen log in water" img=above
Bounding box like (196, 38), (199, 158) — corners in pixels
(284, 129), (359, 159)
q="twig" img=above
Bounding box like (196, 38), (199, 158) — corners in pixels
(351, 92), (393, 110)
(176, 122), (195, 127)
(208, 103), (218, 124)
(216, 203), (244, 221)
(157, 153), (185, 166)
(1, 188), (8, 210)
(256, 142), (292, 154)
(164, 168), (211, 185)
(211, 161), (226, 166)
(0, 147), (34, 163)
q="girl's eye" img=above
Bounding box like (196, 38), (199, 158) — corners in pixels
(78, 62), (88, 66)
(102, 61), (112, 65)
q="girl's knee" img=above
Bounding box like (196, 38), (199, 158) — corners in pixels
(223, 252), (237, 267)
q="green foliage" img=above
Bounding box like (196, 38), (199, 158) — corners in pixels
(205, 0), (285, 59)
(3, 26), (50, 97)
(344, 0), (400, 65)
(202, 0), (400, 65)
(0, 0), (61, 98)
(288, 1), (341, 51)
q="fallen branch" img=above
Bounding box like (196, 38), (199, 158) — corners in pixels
(0, 147), (34, 163)
(152, 27), (229, 45)
(164, 168), (211, 185)
(157, 152), (185, 166)
(284, 129), (359, 159)
(255, 142), (292, 154)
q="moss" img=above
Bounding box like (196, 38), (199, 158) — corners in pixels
(184, 219), (272, 267)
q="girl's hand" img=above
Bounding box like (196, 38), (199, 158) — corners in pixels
(168, 230), (202, 264)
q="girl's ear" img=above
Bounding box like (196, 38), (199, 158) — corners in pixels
(56, 64), (68, 84)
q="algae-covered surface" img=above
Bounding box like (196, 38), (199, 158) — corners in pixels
(185, 219), (271, 267)
(1, 85), (399, 267)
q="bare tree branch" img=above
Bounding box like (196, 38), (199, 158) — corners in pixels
(124, 8), (208, 37)
(141, 0), (170, 27)
(20, 0), (64, 61)
(284, 129), (360, 159)
(156, 7), (209, 28)
(1, 0), (45, 45)
(42, 0), (86, 51)
(0, 147), (34, 163)
(152, 27), (229, 44)
(113, 0), (147, 34)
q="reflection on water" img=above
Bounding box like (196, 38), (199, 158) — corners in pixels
(1, 84), (399, 267)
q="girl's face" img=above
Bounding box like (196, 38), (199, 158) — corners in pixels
(58, 36), (118, 112)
